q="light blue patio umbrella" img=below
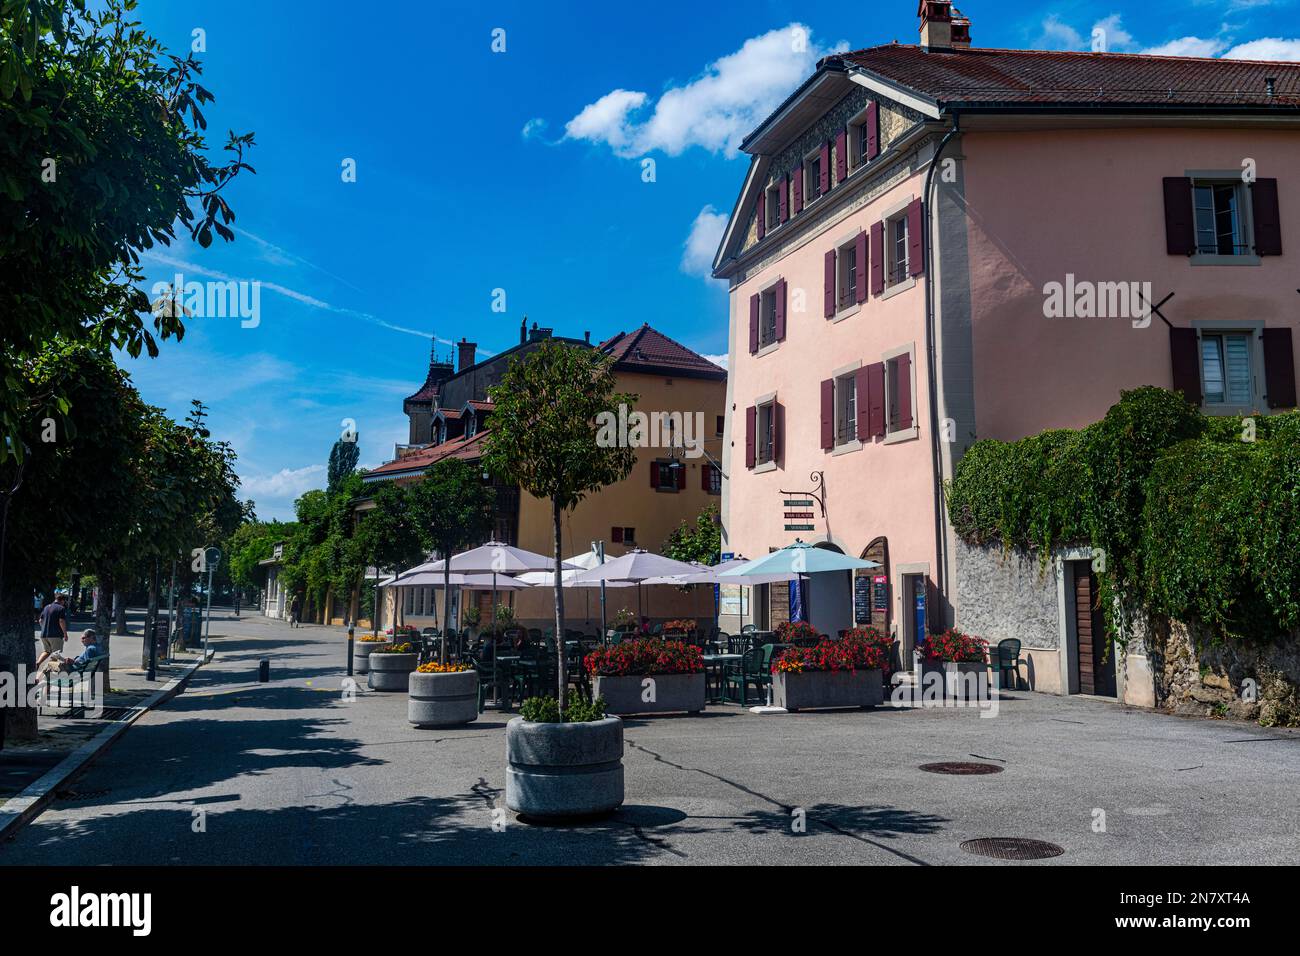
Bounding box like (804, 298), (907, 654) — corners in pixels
(718, 540), (880, 630)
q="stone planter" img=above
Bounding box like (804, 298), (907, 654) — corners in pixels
(592, 671), (705, 716)
(367, 652), (418, 691)
(408, 670), (479, 727)
(506, 716), (624, 819)
(772, 668), (884, 712)
(920, 661), (990, 701)
(353, 641), (391, 674)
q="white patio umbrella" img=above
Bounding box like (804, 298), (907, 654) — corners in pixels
(719, 540), (880, 632)
(569, 549), (703, 623)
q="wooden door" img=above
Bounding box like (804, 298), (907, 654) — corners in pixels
(1074, 567), (1116, 697)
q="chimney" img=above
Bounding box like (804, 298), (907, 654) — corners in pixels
(520, 316), (527, 344)
(584, 330), (591, 343)
(457, 337), (477, 371)
(919, 1), (970, 50)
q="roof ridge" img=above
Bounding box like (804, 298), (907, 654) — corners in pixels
(841, 43), (1300, 69)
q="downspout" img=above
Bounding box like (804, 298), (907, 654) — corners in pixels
(922, 112), (961, 628)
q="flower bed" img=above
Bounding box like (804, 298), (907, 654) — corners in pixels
(772, 628), (891, 673)
(918, 627), (988, 664)
(585, 639), (705, 716)
(918, 628), (989, 701)
(508, 693), (623, 819)
(662, 619), (697, 633)
(417, 661), (473, 673)
(774, 620), (820, 644)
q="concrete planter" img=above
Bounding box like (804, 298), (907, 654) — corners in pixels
(592, 671), (705, 716)
(408, 670), (479, 727)
(772, 668), (884, 712)
(367, 652), (418, 691)
(921, 661), (990, 700)
(506, 716), (624, 819)
(353, 641), (391, 674)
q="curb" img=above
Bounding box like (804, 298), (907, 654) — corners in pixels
(0, 653), (209, 841)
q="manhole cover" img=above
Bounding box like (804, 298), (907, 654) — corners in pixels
(919, 761), (1003, 775)
(960, 837), (1064, 860)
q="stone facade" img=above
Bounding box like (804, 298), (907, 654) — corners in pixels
(954, 540), (1058, 650)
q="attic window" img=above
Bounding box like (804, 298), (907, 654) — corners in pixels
(765, 183), (782, 229)
(804, 149), (823, 204)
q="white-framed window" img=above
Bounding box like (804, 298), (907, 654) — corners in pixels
(886, 214), (909, 286)
(756, 400), (776, 465)
(883, 344), (918, 441)
(654, 459), (679, 492)
(1193, 180), (1250, 256)
(404, 588), (415, 615)
(837, 237), (860, 310)
(848, 110), (873, 169)
(834, 372), (857, 445)
(1201, 331), (1254, 406)
(804, 149), (823, 204)
(759, 286), (779, 348)
(464, 411), (477, 438)
(706, 462), (722, 495)
(765, 183), (782, 229)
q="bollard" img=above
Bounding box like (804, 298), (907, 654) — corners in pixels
(347, 626), (355, 677)
(258, 659), (270, 682)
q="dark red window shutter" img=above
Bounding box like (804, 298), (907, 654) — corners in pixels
(820, 378), (834, 450)
(745, 406), (756, 469)
(855, 231), (868, 303)
(1169, 327), (1201, 405)
(870, 221), (885, 295)
(866, 102), (879, 160)
(1263, 327), (1297, 408)
(824, 249), (836, 318)
(855, 366), (870, 439)
(866, 362), (886, 438)
(675, 465), (686, 490)
(701, 463), (710, 491)
(612, 527), (624, 543)
(756, 191), (766, 242)
(748, 293), (759, 354)
(895, 354), (913, 429)
(907, 199), (924, 276)
(1252, 178), (1282, 256)
(819, 141), (830, 194)
(1162, 177), (1195, 256)
(773, 402), (785, 464)
(778, 179), (788, 222)
(775, 279), (787, 341)
(650, 460), (659, 487)
(835, 127), (847, 183)
(792, 168), (803, 214)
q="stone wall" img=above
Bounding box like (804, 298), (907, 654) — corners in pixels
(1148, 619), (1300, 727)
(954, 539), (1059, 649)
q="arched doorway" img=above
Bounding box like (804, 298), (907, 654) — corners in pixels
(806, 541), (853, 637)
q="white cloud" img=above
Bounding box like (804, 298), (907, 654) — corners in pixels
(1224, 37), (1300, 59)
(1092, 14), (1136, 52)
(520, 117), (550, 141)
(240, 463), (327, 500)
(1035, 14), (1139, 52)
(1143, 36), (1229, 57)
(1037, 15), (1085, 49)
(701, 353), (729, 370)
(563, 24), (841, 157)
(681, 205), (729, 279)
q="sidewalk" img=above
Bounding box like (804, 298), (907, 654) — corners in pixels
(1, 611), (209, 819)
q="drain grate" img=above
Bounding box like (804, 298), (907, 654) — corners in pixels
(919, 761), (1004, 775)
(960, 837), (1064, 860)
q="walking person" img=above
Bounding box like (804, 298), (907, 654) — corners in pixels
(289, 593), (302, 628)
(35, 592), (70, 669)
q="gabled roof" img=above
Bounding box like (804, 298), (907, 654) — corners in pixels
(836, 44), (1300, 110)
(433, 407), (463, 420)
(598, 324), (726, 380)
(363, 430), (488, 481)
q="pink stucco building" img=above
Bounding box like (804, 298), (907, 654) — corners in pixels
(713, 2), (1300, 696)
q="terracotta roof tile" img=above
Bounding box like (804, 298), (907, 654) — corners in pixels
(599, 324), (726, 378)
(838, 44), (1300, 108)
(367, 430), (488, 479)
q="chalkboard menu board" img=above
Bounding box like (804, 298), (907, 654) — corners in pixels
(854, 574), (871, 624)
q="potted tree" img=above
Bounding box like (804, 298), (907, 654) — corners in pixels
(506, 693), (622, 819)
(409, 660), (479, 727)
(483, 341), (635, 817)
(918, 627), (990, 701)
(771, 628), (891, 711)
(461, 606), (481, 643)
(368, 641), (419, 691)
(585, 638), (706, 716)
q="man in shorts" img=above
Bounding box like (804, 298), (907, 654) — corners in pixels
(36, 592), (70, 668)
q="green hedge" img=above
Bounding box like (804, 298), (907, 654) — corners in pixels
(947, 387), (1299, 643)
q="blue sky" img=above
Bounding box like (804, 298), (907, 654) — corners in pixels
(121, 0), (1300, 519)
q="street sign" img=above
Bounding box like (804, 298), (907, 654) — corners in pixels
(783, 499), (813, 507)
(784, 524), (815, 532)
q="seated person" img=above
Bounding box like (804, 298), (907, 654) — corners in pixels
(37, 629), (103, 679)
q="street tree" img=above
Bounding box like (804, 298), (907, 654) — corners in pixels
(482, 341), (636, 713)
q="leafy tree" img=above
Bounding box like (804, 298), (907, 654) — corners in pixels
(482, 342), (636, 713)
(327, 436), (360, 493)
(408, 460), (493, 662)
(664, 504), (722, 566)
(0, 0), (255, 461)
(352, 480), (426, 633)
